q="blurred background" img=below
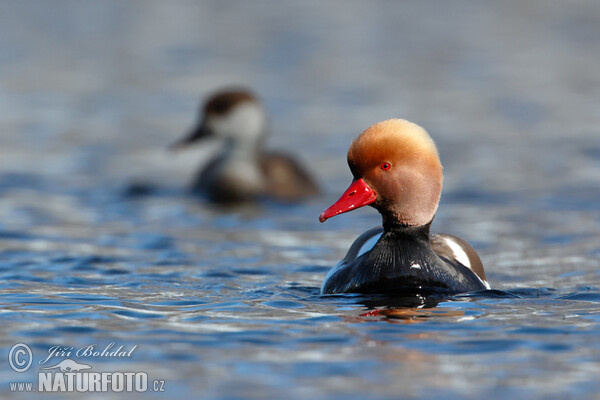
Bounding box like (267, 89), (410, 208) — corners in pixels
(1, 1), (600, 399)
(3, 1), (599, 195)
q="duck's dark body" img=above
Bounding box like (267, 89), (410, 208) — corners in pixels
(321, 224), (487, 295)
(192, 150), (320, 204)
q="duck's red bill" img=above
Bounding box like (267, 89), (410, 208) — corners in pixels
(319, 178), (377, 222)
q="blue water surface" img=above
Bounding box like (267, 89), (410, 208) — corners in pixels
(1, 1), (600, 399)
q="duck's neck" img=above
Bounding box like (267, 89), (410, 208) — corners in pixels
(222, 136), (264, 163)
(381, 217), (433, 239)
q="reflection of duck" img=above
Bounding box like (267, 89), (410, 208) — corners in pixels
(319, 119), (490, 295)
(171, 89), (319, 204)
(358, 293), (441, 310)
(361, 307), (467, 323)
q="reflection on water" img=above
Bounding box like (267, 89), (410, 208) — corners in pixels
(2, 1), (600, 399)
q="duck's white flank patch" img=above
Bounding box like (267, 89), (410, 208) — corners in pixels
(411, 263), (422, 270)
(442, 236), (471, 269)
(356, 232), (383, 258)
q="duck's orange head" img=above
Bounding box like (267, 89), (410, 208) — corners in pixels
(319, 119), (443, 227)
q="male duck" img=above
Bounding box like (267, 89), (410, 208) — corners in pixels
(319, 119), (490, 295)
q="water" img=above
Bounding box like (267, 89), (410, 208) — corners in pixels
(1, 1), (600, 399)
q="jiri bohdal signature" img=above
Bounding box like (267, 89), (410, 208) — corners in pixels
(38, 343), (137, 365)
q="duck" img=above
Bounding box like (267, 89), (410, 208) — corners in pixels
(319, 119), (490, 295)
(171, 88), (320, 203)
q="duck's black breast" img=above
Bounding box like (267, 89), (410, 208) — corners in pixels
(321, 224), (487, 295)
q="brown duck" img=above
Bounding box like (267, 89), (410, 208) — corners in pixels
(172, 89), (319, 204)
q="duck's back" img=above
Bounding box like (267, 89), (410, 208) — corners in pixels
(430, 233), (488, 286)
(191, 150), (319, 204)
(260, 151), (320, 201)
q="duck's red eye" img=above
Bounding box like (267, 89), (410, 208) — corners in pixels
(381, 162), (391, 171)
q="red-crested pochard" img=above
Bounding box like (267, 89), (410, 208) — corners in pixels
(171, 89), (319, 203)
(319, 119), (490, 295)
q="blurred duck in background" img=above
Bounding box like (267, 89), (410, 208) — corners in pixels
(171, 88), (320, 204)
